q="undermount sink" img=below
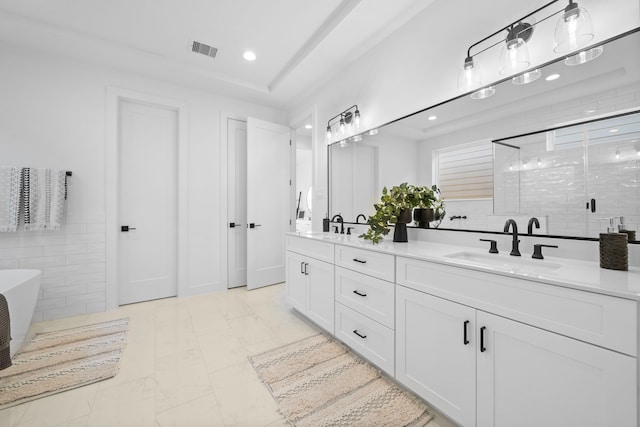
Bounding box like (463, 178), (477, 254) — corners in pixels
(444, 251), (562, 275)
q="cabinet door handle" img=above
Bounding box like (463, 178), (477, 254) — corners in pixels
(352, 258), (367, 264)
(300, 262), (305, 274)
(480, 326), (487, 352)
(353, 290), (367, 297)
(463, 320), (470, 345)
(304, 263), (309, 275)
(353, 329), (367, 339)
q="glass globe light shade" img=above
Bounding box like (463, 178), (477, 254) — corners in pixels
(457, 57), (482, 92)
(471, 86), (496, 100)
(499, 37), (531, 76)
(554, 3), (594, 53)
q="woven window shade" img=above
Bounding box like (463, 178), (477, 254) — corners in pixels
(436, 141), (493, 200)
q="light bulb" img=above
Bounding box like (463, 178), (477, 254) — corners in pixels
(326, 125), (332, 142)
(354, 109), (361, 132)
(616, 150), (620, 160)
(499, 37), (530, 76)
(537, 158), (542, 167)
(339, 116), (346, 136)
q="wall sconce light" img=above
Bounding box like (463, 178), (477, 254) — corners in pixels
(459, 0), (598, 99)
(326, 105), (361, 145)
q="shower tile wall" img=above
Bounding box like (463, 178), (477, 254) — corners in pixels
(491, 81), (640, 238)
(0, 213), (105, 321)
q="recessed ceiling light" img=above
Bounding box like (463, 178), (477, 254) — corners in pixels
(428, 115), (437, 121)
(545, 74), (560, 81)
(609, 128), (619, 133)
(583, 109), (596, 114)
(243, 51), (256, 61)
(304, 124), (312, 129)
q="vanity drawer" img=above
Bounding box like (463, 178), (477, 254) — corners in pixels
(335, 266), (395, 329)
(396, 257), (638, 356)
(335, 302), (395, 376)
(335, 245), (394, 282)
(286, 236), (334, 263)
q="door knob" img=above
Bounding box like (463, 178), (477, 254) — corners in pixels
(248, 223), (262, 229)
(229, 222), (243, 228)
(121, 225), (137, 232)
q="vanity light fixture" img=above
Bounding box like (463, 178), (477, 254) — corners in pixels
(459, 0), (598, 96)
(368, 129), (379, 136)
(326, 105), (361, 145)
(546, 73), (560, 81)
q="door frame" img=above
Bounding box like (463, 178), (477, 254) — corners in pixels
(105, 87), (188, 309)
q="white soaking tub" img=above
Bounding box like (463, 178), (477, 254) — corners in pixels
(0, 269), (41, 357)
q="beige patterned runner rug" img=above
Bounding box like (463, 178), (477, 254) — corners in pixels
(249, 334), (433, 427)
(0, 318), (128, 410)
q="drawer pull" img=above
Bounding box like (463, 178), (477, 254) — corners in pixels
(352, 258), (367, 264)
(353, 290), (367, 297)
(353, 329), (367, 339)
(463, 320), (470, 345)
(480, 326), (487, 352)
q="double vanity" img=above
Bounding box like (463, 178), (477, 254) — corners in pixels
(285, 231), (640, 427)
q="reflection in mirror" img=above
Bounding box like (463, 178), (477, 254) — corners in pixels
(296, 119), (312, 232)
(494, 111), (640, 240)
(328, 29), (640, 240)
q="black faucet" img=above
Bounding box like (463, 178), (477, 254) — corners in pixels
(356, 214), (367, 224)
(331, 214), (345, 234)
(504, 219), (521, 257)
(528, 217), (540, 235)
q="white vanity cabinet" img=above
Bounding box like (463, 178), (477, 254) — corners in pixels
(396, 257), (638, 427)
(334, 245), (396, 376)
(285, 237), (335, 333)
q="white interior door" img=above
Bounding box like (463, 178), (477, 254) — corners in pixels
(247, 117), (291, 290)
(227, 118), (247, 288)
(118, 100), (178, 305)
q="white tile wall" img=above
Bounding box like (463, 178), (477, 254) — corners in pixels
(493, 83), (640, 239)
(0, 213), (106, 322)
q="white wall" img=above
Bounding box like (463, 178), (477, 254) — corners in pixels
(296, 144), (312, 218)
(289, 0), (640, 233)
(0, 42), (285, 321)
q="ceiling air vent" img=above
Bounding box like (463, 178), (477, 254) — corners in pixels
(192, 41), (218, 59)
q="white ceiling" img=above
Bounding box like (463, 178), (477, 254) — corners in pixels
(0, 0), (436, 109)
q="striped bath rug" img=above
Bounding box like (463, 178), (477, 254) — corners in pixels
(249, 333), (433, 427)
(0, 318), (128, 410)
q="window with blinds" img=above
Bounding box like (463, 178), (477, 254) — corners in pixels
(434, 140), (493, 200)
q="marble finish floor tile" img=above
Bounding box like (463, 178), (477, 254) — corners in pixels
(0, 283), (458, 427)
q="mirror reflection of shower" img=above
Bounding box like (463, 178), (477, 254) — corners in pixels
(296, 118), (313, 232)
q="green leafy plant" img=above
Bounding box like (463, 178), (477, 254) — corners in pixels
(360, 183), (445, 244)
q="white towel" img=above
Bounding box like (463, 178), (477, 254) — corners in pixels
(23, 168), (66, 231)
(0, 167), (21, 232)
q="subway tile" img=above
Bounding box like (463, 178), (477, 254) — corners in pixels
(66, 291), (105, 306)
(66, 253), (105, 265)
(43, 243), (86, 256)
(85, 242), (106, 253)
(86, 281), (106, 293)
(43, 284), (86, 300)
(0, 246), (43, 260)
(66, 272), (106, 285)
(19, 255), (66, 268)
(62, 223), (87, 234)
(0, 259), (19, 269)
(86, 301), (106, 313)
(35, 297), (67, 311)
(41, 263), (85, 278)
(85, 262), (105, 273)
(86, 223), (106, 233)
(66, 233), (105, 244)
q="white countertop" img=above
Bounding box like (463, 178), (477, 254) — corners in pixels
(286, 231), (640, 301)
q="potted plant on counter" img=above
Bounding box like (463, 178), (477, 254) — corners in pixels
(360, 183), (445, 244)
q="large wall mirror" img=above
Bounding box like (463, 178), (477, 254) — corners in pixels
(329, 29), (640, 242)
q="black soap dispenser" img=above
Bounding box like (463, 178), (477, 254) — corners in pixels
(599, 218), (628, 271)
